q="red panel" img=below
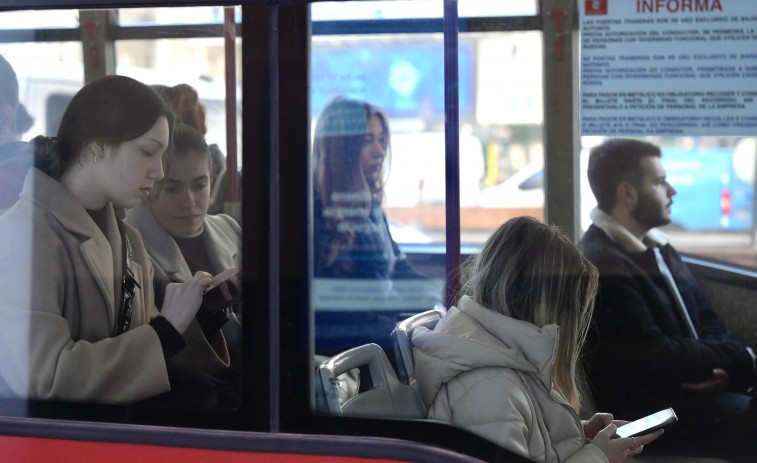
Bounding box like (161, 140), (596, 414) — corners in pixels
(0, 436), (404, 463)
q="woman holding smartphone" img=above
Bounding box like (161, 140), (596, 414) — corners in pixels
(126, 122), (241, 313)
(126, 122), (241, 407)
(411, 217), (662, 462)
(0, 75), (228, 405)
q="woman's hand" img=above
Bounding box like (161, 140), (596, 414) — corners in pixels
(160, 271), (214, 334)
(589, 423), (663, 463)
(216, 271), (241, 303)
(583, 413), (628, 442)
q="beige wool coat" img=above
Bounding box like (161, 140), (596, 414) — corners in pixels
(0, 168), (228, 403)
(125, 202), (241, 296)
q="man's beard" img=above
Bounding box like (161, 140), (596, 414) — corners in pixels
(631, 191), (670, 230)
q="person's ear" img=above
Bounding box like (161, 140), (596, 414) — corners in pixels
(88, 141), (105, 164)
(616, 180), (637, 209)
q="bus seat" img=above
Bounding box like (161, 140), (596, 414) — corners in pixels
(318, 343), (425, 418)
(314, 354), (360, 414)
(391, 305), (446, 386)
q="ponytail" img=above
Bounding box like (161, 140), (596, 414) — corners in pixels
(31, 135), (63, 180)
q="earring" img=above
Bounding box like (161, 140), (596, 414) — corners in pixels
(91, 144), (100, 164)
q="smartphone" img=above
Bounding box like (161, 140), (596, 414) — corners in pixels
(616, 408), (678, 438)
(202, 269), (242, 313)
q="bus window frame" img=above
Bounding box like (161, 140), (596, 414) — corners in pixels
(0, 1), (554, 461)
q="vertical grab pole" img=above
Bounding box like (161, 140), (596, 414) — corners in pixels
(443, 0), (461, 308)
(224, 7), (240, 216)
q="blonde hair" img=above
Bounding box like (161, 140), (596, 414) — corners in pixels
(459, 216), (598, 411)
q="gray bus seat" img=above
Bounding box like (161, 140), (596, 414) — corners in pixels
(318, 343), (425, 418)
(391, 305), (445, 386)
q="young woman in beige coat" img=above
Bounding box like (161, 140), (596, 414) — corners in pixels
(411, 217), (663, 462)
(126, 122), (240, 311)
(126, 123), (241, 407)
(0, 75), (228, 405)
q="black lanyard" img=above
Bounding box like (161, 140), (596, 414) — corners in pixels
(114, 218), (141, 336)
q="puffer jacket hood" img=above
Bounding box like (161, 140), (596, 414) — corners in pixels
(412, 295), (559, 408)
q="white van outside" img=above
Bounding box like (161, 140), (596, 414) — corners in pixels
(12, 61), (239, 157)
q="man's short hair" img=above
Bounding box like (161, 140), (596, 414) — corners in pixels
(587, 138), (662, 212)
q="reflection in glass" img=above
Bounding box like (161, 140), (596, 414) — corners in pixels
(312, 30), (546, 246)
(311, 97), (443, 355)
(0, 42), (83, 140)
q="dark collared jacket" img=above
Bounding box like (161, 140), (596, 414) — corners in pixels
(580, 224), (753, 419)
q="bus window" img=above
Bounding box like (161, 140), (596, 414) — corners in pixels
(115, 37), (243, 169)
(118, 6), (236, 26)
(311, 4), (544, 250)
(309, 0), (545, 421)
(0, 6), (244, 414)
(310, 7), (447, 359)
(0, 10), (79, 29)
(0, 43), (84, 141)
(579, 135), (757, 269)
(462, 30), (544, 243)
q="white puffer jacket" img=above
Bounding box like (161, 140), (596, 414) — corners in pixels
(411, 296), (608, 463)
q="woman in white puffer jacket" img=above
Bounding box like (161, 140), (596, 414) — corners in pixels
(412, 216), (663, 462)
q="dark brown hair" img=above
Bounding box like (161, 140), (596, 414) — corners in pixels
(587, 138), (662, 212)
(312, 97), (391, 269)
(33, 75), (175, 180)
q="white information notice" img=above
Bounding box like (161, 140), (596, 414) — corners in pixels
(579, 0), (757, 136)
(313, 278), (444, 311)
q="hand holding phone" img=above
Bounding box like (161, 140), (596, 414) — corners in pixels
(195, 268), (241, 336)
(616, 408), (677, 438)
(201, 268), (242, 313)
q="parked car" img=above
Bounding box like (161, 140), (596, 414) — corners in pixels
(477, 157), (597, 232)
(476, 158), (544, 209)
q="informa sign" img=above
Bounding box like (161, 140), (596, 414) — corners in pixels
(579, 0), (757, 136)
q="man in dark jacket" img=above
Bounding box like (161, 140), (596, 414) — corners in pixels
(580, 138), (756, 457)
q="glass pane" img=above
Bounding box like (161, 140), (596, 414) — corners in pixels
(0, 10), (79, 29)
(580, 135), (757, 268)
(312, 0), (537, 21)
(0, 42), (84, 140)
(458, 0), (538, 17)
(0, 7), (244, 413)
(119, 6), (238, 26)
(115, 37), (242, 167)
(311, 30), (447, 357)
(310, 1), (449, 421)
(462, 30), (545, 245)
